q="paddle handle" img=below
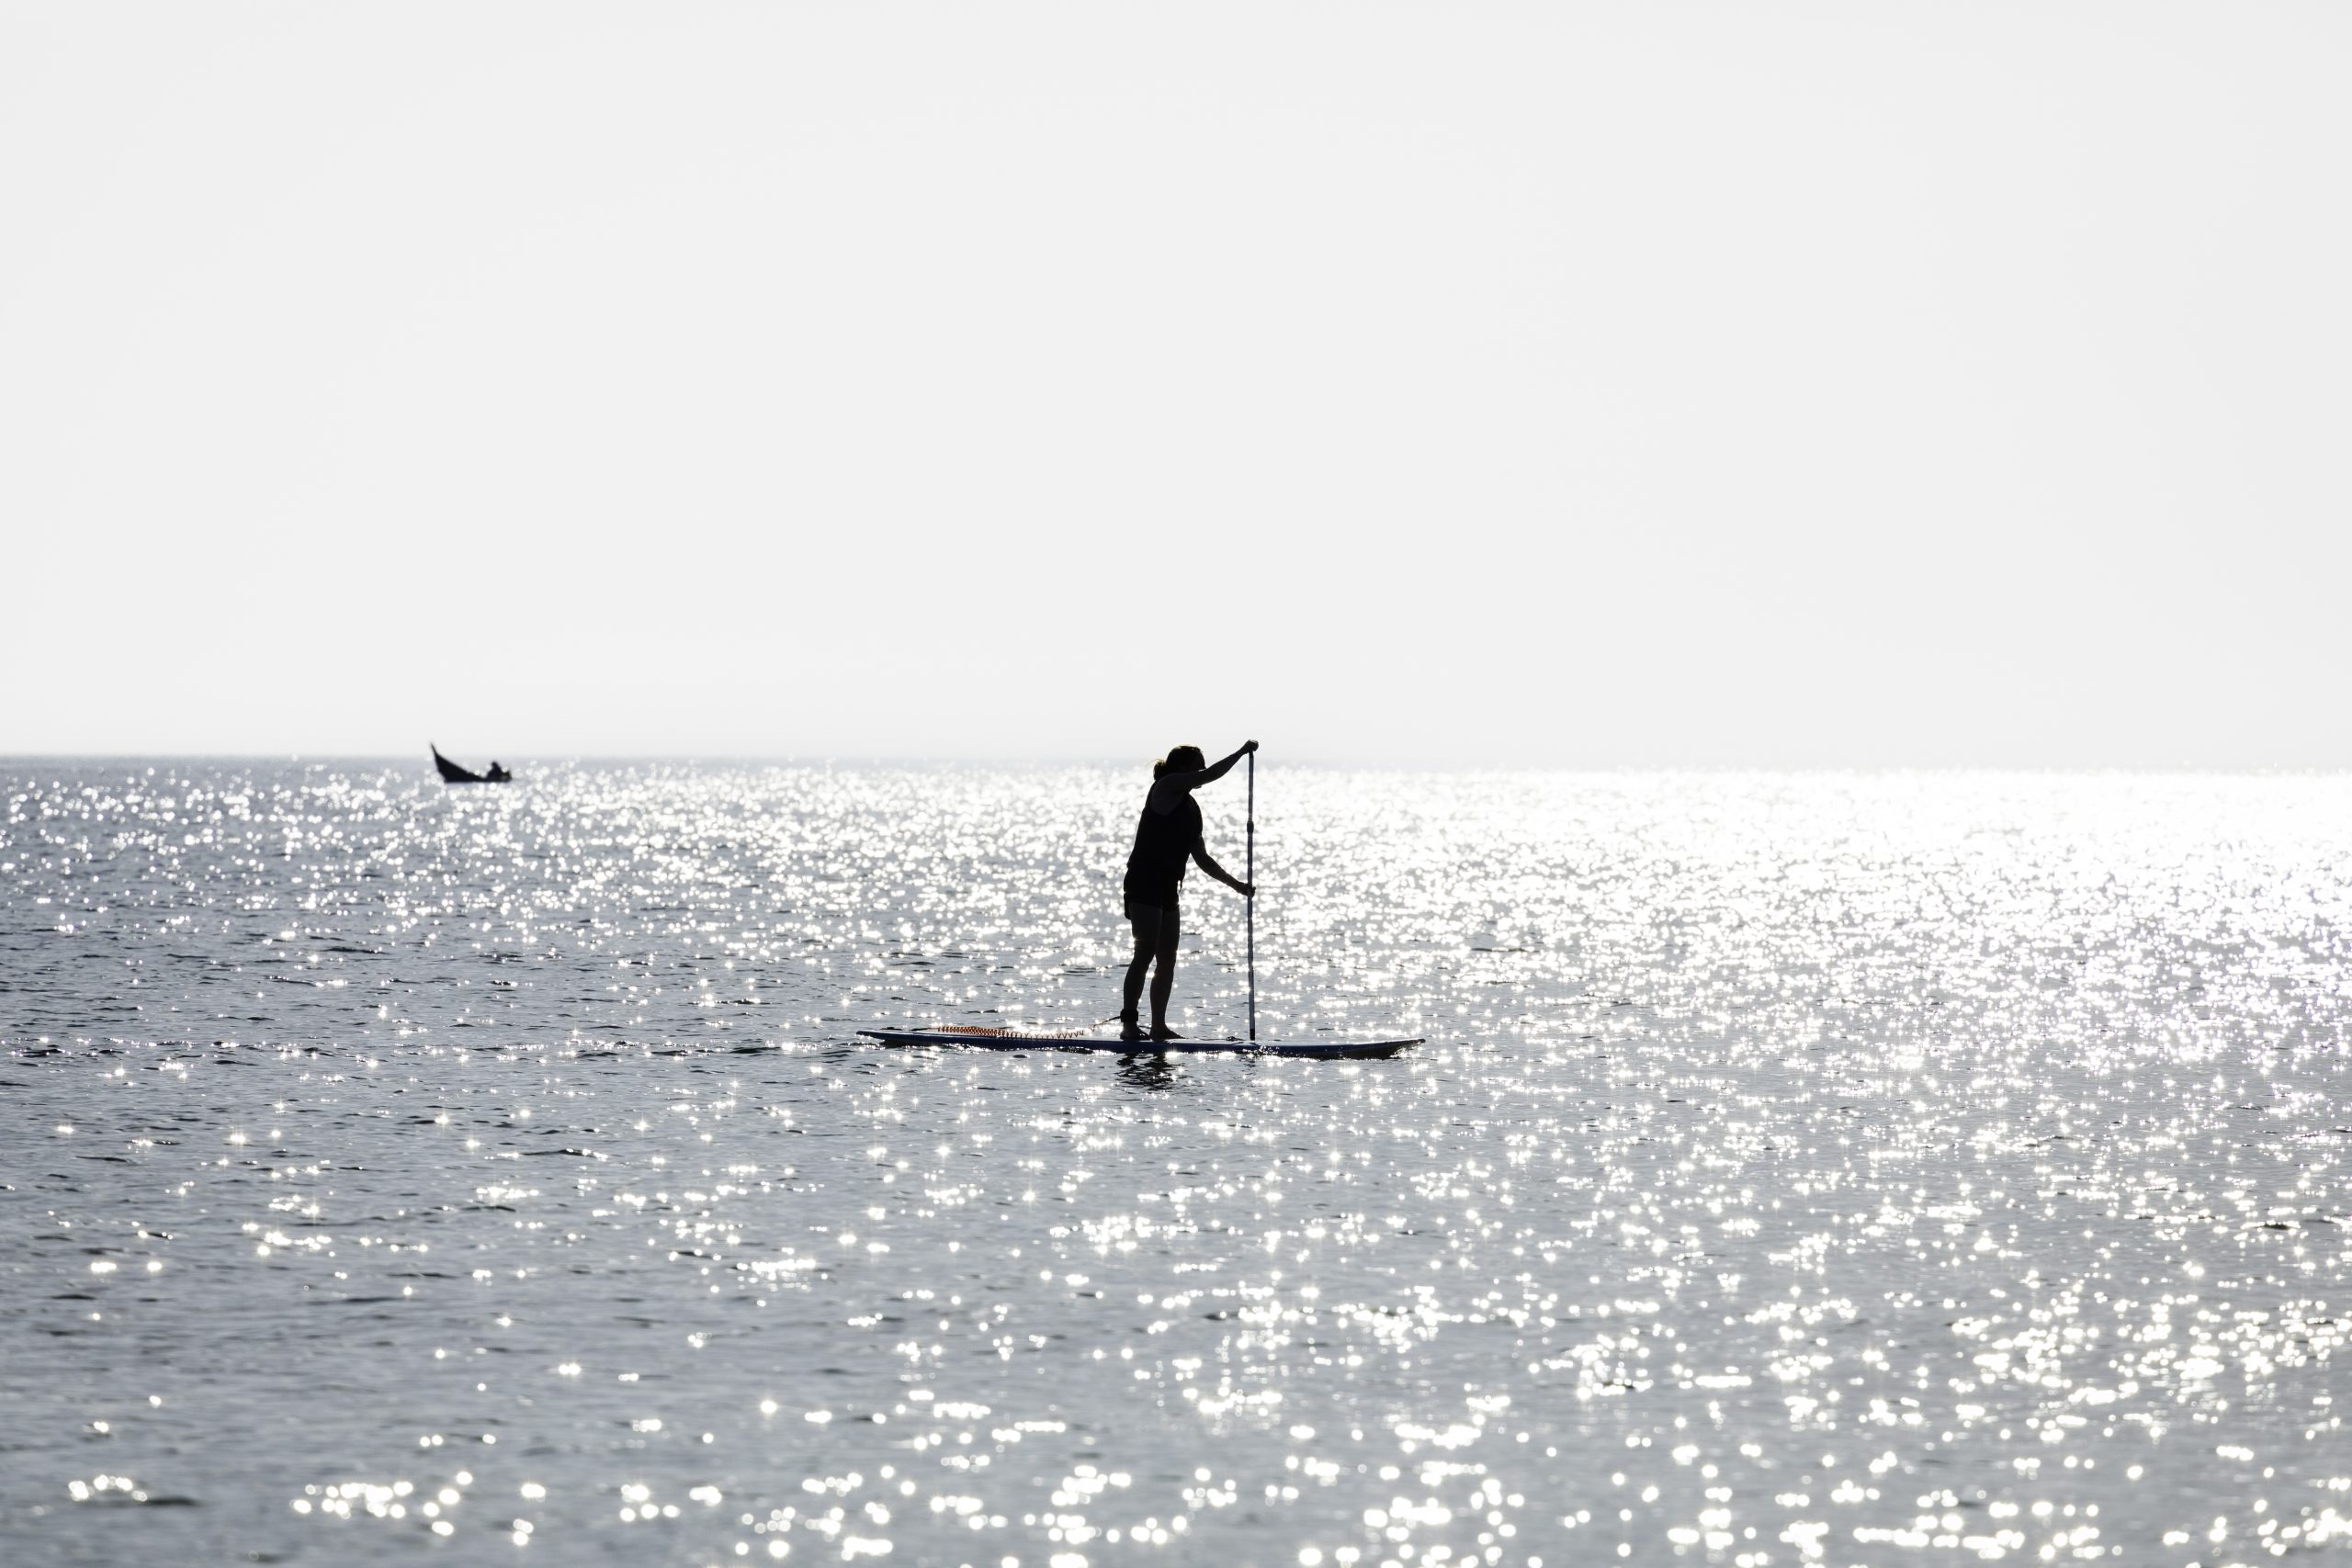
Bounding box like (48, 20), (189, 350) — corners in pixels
(1246, 749), (1256, 1043)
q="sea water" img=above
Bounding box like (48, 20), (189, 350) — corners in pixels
(4, 761), (2348, 1567)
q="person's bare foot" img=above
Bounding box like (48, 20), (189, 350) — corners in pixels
(1118, 1019), (1148, 1043)
(1150, 1025), (1184, 1042)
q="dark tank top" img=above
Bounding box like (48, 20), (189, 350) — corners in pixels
(1124, 794), (1202, 906)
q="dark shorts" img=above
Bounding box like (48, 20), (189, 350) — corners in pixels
(1123, 877), (1179, 923)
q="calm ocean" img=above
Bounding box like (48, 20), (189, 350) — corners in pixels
(4, 761), (2347, 1566)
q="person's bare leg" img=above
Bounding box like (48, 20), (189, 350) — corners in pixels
(1148, 907), (1182, 1040)
(1121, 908), (1157, 1040)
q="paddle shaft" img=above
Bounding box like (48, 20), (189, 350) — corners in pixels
(1247, 750), (1256, 1043)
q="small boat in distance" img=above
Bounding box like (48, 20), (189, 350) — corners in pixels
(431, 745), (513, 784)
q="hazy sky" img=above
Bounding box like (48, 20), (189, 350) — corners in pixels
(6, 3), (2346, 765)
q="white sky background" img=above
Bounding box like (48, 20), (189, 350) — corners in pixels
(5, 3), (2347, 766)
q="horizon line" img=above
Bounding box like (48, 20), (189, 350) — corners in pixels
(5, 752), (2349, 776)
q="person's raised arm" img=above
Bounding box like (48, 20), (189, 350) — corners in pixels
(1148, 740), (1257, 808)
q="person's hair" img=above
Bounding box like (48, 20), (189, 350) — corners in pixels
(1154, 744), (1206, 780)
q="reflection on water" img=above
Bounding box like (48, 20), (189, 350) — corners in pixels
(1115, 1054), (1184, 1094)
(3, 762), (2351, 1564)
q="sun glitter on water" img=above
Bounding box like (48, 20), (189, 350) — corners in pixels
(4, 761), (2351, 1565)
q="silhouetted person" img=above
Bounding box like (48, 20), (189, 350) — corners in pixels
(486, 761), (511, 783)
(1121, 740), (1255, 1042)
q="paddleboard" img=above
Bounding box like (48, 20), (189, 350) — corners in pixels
(856, 1026), (1419, 1060)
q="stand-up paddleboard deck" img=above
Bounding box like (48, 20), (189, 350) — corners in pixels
(858, 1026), (1419, 1060)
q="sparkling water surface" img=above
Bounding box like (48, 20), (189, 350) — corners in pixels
(5, 761), (2350, 1567)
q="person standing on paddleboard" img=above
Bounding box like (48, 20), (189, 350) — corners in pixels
(1120, 740), (1256, 1042)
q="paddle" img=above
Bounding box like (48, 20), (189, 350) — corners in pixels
(1247, 747), (1257, 1043)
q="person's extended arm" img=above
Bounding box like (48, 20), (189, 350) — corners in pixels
(1148, 740), (1257, 809)
(1192, 842), (1253, 897)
